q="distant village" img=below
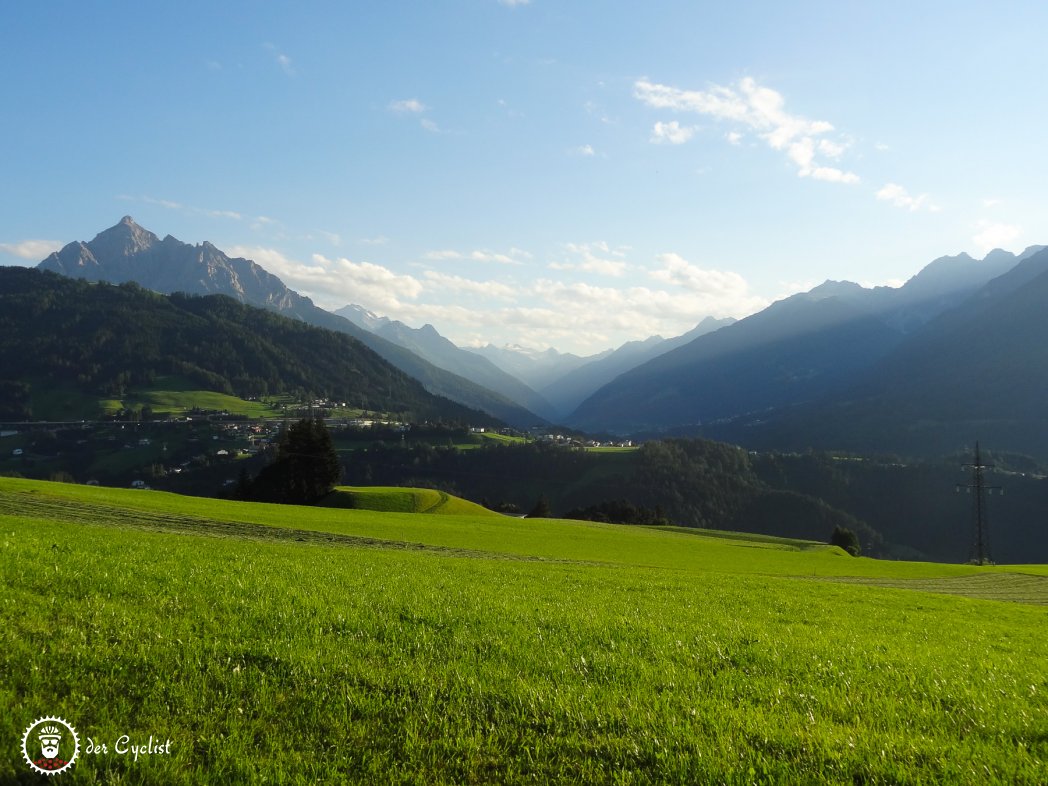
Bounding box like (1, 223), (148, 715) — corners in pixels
(0, 400), (637, 493)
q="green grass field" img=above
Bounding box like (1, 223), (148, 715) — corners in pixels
(24, 377), (282, 421)
(1, 477), (1045, 783)
(477, 432), (528, 445)
(123, 377), (281, 418)
(321, 486), (499, 517)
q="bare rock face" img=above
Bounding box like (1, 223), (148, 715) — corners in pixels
(38, 216), (299, 309)
(91, 215), (160, 258)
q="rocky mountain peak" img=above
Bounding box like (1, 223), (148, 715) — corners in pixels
(89, 215), (159, 258)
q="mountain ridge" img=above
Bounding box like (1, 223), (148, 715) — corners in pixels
(539, 316), (736, 417)
(567, 246), (1037, 435)
(38, 218), (545, 427)
(335, 304), (558, 421)
(705, 246), (1048, 458)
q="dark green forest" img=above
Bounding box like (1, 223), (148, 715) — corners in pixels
(339, 437), (1048, 562)
(0, 267), (492, 425)
(340, 438), (880, 553)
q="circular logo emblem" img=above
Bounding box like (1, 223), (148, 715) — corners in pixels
(22, 716), (80, 776)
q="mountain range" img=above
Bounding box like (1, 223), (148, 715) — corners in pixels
(37, 216), (734, 425)
(39, 217), (543, 428)
(335, 305), (559, 421)
(468, 344), (602, 392)
(713, 245), (1048, 458)
(338, 305), (737, 419)
(536, 317), (736, 416)
(31, 216), (1048, 459)
(569, 244), (1048, 458)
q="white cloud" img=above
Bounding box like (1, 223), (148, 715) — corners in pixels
(422, 271), (516, 300)
(470, 250), (517, 264)
(388, 98), (427, 114)
(649, 252), (760, 304)
(634, 78), (749, 117)
(423, 280), (755, 354)
(226, 243), (767, 355)
(549, 259), (626, 277)
(726, 131), (742, 145)
(264, 44), (296, 76)
(226, 246), (422, 312)
(0, 239), (64, 260)
(549, 242), (629, 277)
(876, 182), (940, 212)
(972, 220), (1022, 254)
(386, 100), (444, 133)
(650, 120), (696, 145)
(359, 235), (389, 246)
(530, 273), (765, 344)
(634, 77), (859, 184)
(461, 252), (768, 352)
(810, 167), (860, 184)
(858, 277), (906, 290)
(423, 248), (525, 265)
(982, 197), (1002, 208)
(498, 0), (531, 6)
(818, 139), (846, 159)
(423, 249), (464, 261)
(572, 144), (596, 157)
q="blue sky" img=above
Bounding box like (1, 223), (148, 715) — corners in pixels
(3, 1), (1047, 354)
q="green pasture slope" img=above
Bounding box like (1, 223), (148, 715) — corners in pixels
(26, 377), (281, 420)
(321, 486), (498, 517)
(1, 478), (1045, 784)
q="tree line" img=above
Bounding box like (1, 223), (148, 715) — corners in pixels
(340, 437), (880, 553)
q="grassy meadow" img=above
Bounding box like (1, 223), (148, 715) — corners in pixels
(23, 377), (284, 421)
(1, 477), (1045, 783)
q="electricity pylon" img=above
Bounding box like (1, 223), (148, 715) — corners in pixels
(957, 441), (1002, 565)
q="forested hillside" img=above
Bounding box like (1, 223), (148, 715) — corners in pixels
(0, 267), (491, 425)
(337, 435), (1048, 562)
(340, 438), (879, 552)
(37, 217), (546, 427)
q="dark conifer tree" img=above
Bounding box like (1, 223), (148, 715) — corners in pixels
(830, 525), (862, 556)
(249, 418), (342, 504)
(528, 493), (552, 518)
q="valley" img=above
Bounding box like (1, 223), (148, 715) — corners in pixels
(6, 5), (1048, 782)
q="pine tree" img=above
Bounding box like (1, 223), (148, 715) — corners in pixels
(830, 525), (861, 556)
(250, 418), (342, 504)
(528, 493), (552, 518)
